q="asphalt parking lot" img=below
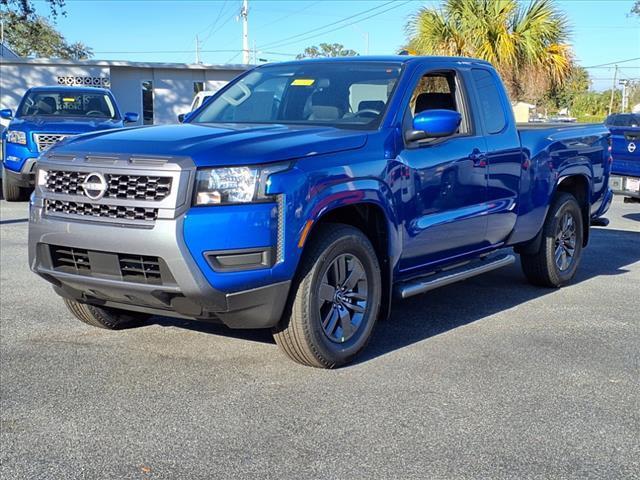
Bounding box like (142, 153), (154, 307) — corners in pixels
(1, 197), (639, 479)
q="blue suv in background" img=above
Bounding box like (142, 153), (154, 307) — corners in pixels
(1, 86), (138, 201)
(605, 113), (640, 202)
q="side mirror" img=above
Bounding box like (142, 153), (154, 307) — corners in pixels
(0, 109), (13, 120)
(177, 113), (186, 123)
(123, 112), (139, 124)
(405, 109), (462, 142)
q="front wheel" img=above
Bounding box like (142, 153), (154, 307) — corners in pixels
(2, 166), (30, 202)
(63, 298), (149, 330)
(520, 192), (584, 288)
(273, 224), (382, 368)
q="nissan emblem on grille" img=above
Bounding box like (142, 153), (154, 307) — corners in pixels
(80, 172), (108, 200)
(44, 170), (172, 201)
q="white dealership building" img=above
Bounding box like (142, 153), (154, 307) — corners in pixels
(0, 56), (248, 126)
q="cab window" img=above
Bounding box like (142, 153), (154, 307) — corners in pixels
(404, 70), (471, 138)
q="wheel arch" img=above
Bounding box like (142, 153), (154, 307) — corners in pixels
(298, 186), (400, 322)
(555, 173), (591, 247)
(515, 173), (592, 255)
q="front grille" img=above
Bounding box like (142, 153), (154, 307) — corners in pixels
(49, 245), (171, 285)
(50, 246), (91, 275)
(34, 134), (69, 152)
(45, 170), (172, 201)
(119, 254), (162, 285)
(45, 199), (158, 221)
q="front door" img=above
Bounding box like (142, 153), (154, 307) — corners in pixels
(398, 68), (489, 273)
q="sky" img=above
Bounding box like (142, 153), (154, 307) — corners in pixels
(27, 0), (640, 90)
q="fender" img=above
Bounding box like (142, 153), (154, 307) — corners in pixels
(303, 178), (400, 260)
(306, 178), (401, 323)
(508, 134), (596, 247)
(513, 171), (593, 254)
(270, 167), (401, 322)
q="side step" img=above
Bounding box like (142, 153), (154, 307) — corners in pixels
(591, 217), (609, 227)
(395, 253), (516, 299)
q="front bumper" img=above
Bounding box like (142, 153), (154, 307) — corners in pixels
(3, 141), (38, 187)
(29, 207), (291, 329)
(610, 174), (640, 199)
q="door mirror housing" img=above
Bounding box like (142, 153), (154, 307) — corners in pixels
(0, 109), (13, 120)
(405, 109), (462, 142)
(178, 112), (194, 123)
(123, 112), (139, 124)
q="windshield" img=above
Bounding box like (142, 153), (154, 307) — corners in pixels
(190, 62), (402, 129)
(18, 91), (117, 119)
(605, 114), (640, 127)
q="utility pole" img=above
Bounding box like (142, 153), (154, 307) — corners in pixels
(195, 35), (201, 64)
(241, 0), (250, 64)
(608, 65), (618, 115)
(619, 79), (629, 112)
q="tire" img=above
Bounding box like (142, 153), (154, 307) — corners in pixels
(520, 192), (584, 288)
(273, 224), (382, 368)
(63, 298), (149, 330)
(2, 166), (28, 202)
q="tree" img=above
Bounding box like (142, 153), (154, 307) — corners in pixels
(404, 0), (573, 102)
(1, 11), (92, 59)
(571, 90), (619, 120)
(631, 1), (640, 15)
(297, 43), (358, 60)
(544, 66), (590, 110)
(0, 0), (65, 19)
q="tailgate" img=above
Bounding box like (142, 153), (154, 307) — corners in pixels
(610, 127), (640, 177)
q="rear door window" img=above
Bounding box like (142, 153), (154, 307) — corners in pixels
(471, 69), (507, 134)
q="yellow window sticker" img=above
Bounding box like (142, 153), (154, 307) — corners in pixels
(291, 78), (315, 86)
(62, 97), (77, 102)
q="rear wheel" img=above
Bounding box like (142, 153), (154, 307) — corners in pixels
(520, 192), (584, 287)
(63, 298), (149, 330)
(273, 224), (382, 368)
(2, 166), (29, 202)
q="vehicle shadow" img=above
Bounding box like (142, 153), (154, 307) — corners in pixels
(0, 218), (28, 225)
(623, 212), (640, 222)
(357, 227), (639, 365)
(149, 227), (640, 362)
(151, 315), (276, 344)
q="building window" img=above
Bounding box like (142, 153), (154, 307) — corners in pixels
(142, 80), (154, 125)
(194, 81), (204, 94)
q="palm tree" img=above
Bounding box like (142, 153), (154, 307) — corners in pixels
(404, 0), (573, 101)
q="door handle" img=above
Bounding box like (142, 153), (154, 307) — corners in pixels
(469, 149), (487, 167)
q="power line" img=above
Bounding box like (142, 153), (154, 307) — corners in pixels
(257, 0), (397, 50)
(263, 0), (412, 52)
(584, 57), (640, 69)
(200, 0), (230, 44)
(252, 1), (321, 34)
(92, 48), (297, 57)
(203, 5), (241, 46)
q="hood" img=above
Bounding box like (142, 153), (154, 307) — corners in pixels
(51, 123), (369, 166)
(9, 116), (124, 134)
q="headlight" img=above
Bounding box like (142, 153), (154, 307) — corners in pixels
(7, 130), (27, 145)
(194, 163), (289, 206)
(36, 168), (48, 186)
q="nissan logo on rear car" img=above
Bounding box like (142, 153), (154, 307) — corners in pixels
(628, 142), (636, 153)
(81, 172), (108, 200)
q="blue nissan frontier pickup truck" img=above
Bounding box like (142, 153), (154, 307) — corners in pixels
(605, 113), (640, 201)
(1, 86), (138, 201)
(28, 56), (612, 368)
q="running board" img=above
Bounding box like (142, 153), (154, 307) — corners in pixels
(395, 253), (516, 299)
